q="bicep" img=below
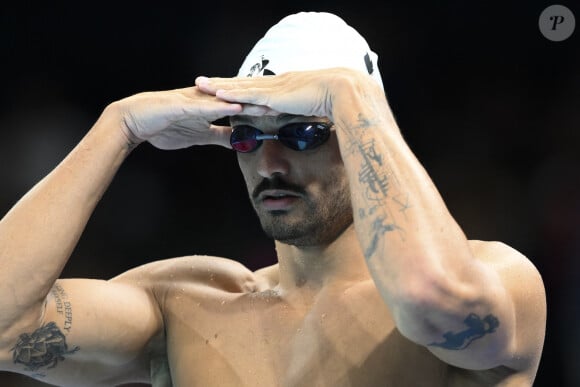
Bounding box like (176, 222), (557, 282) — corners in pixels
(3, 277), (163, 386)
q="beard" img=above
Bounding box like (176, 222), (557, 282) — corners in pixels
(251, 174), (353, 247)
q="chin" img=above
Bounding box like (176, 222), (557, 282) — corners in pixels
(261, 217), (352, 247)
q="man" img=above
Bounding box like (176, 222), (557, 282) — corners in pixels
(0, 11), (546, 387)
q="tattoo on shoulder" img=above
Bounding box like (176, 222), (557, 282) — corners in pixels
(11, 322), (80, 375)
(429, 313), (500, 350)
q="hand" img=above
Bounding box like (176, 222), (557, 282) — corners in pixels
(112, 86), (243, 150)
(195, 68), (372, 120)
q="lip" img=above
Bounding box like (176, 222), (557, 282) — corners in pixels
(257, 190), (302, 211)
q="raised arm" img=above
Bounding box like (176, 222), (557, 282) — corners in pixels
(326, 70), (546, 374)
(196, 69), (546, 376)
(0, 86), (243, 385)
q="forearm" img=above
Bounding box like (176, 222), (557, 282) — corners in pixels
(332, 79), (503, 345)
(0, 103), (132, 330)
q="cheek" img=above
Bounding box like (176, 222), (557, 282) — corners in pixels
(307, 157), (349, 197)
(315, 136), (346, 177)
(237, 154), (257, 191)
(324, 165), (349, 192)
(327, 134), (344, 164)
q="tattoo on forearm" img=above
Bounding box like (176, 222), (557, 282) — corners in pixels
(342, 114), (410, 258)
(11, 322), (80, 374)
(429, 313), (500, 350)
(358, 138), (389, 200)
(364, 216), (397, 259)
(392, 193), (411, 218)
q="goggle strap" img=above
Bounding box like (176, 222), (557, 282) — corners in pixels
(255, 134), (279, 140)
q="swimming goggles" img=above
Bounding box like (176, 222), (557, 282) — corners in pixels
(230, 122), (332, 153)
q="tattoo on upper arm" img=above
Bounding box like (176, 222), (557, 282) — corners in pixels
(11, 322), (80, 375)
(428, 313), (500, 350)
(51, 283), (73, 333)
(11, 284), (80, 376)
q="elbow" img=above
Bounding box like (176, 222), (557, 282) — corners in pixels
(389, 267), (488, 346)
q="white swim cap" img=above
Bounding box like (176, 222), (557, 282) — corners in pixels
(237, 12), (384, 90)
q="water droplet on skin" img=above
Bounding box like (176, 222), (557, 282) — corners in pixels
(221, 300), (226, 305)
(321, 313), (326, 320)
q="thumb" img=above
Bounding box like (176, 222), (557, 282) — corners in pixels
(208, 125), (233, 148)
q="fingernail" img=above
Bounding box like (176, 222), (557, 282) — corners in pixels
(196, 76), (209, 85)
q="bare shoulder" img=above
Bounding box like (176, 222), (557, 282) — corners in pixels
(111, 255), (261, 294)
(469, 240), (547, 373)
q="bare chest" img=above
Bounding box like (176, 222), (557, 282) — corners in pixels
(159, 285), (453, 387)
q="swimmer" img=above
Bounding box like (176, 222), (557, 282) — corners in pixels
(0, 11), (546, 386)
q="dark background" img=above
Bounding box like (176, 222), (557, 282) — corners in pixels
(0, 1), (578, 386)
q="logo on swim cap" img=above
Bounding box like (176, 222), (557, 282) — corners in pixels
(247, 55), (276, 77)
(364, 52), (374, 75)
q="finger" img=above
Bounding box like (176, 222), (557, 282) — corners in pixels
(193, 101), (243, 122)
(196, 75), (274, 94)
(215, 88), (271, 106)
(238, 104), (278, 116)
(195, 76), (223, 95)
(179, 86), (243, 116)
(148, 131), (197, 150)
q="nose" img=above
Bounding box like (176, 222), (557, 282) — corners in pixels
(256, 140), (291, 179)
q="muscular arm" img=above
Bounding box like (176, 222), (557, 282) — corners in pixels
(195, 68), (546, 374)
(0, 86), (242, 384)
(4, 277), (163, 386)
(330, 72), (546, 371)
(0, 105), (132, 337)
(0, 105), (158, 385)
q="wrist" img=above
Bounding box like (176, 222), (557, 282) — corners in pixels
(89, 102), (141, 157)
(100, 101), (143, 151)
(331, 72), (399, 136)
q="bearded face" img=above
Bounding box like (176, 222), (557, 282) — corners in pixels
(250, 172), (352, 247)
(234, 116), (353, 247)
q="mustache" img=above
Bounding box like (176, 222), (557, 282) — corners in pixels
(252, 176), (307, 200)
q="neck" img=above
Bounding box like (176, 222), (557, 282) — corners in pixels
(274, 224), (370, 295)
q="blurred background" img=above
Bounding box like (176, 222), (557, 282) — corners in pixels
(0, 1), (577, 386)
